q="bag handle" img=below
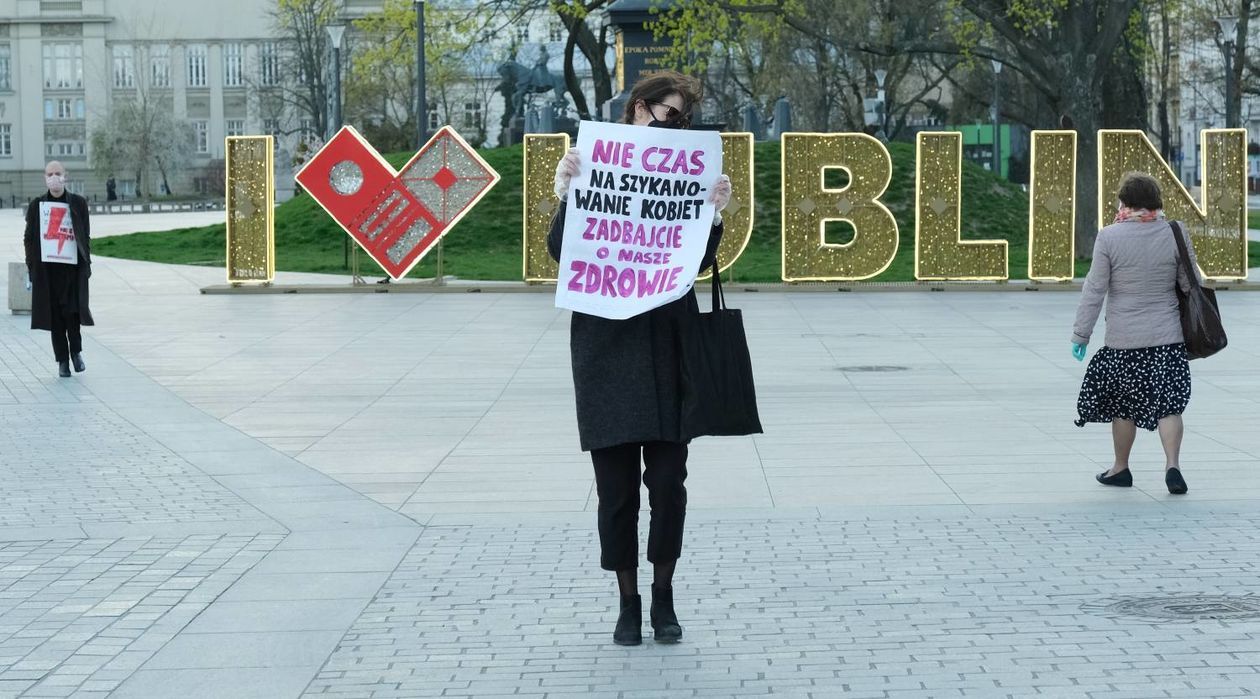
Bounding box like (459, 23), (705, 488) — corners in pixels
(1168, 221), (1201, 292)
(708, 259), (727, 313)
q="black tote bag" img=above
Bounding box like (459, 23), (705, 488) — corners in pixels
(679, 264), (763, 440)
(1170, 221), (1227, 360)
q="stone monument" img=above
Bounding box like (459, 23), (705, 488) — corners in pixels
(604, 0), (680, 122)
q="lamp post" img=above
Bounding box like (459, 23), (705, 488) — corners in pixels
(413, 0), (441, 285)
(1217, 16), (1238, 129)
(990, 59), (1003, 177)
(326, 23), (348, 273)
(874, 69), (888, 138)
(325, 24), (346, 139)
(415, 0), (427, 147)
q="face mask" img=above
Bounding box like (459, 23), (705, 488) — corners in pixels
(647, 119), (684, 130)
(46, 175), (65, 190)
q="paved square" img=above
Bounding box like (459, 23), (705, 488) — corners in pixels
(2, 244), (1259, 697)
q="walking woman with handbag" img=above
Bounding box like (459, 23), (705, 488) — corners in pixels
(1072, 171), (1218, 495)
(546, 71), (732, 646)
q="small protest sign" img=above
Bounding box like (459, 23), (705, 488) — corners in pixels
(39, 202), (77, 265)
(555, 121), (722, 320)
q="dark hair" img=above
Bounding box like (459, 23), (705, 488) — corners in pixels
(620, 71), (702, 126)
(1117, 172), (1163, 210)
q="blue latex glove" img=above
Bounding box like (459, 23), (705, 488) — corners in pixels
(1072, 343), (1087, 362)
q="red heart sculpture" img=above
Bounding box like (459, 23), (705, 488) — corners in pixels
(296, 125), (500, 280)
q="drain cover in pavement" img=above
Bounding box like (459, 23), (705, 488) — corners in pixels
(837, 365), (908, 372)
(1088, 595), (1260, 622)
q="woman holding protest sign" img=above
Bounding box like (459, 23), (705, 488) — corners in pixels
(24, 161), (94, 378)
(547, 71), (732, 646)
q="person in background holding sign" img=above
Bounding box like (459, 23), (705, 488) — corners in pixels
(24, 161), (94, 378)
(1072, 172), (1199, 495)
(547, 71), (732, 646)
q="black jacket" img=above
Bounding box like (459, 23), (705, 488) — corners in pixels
(549, 208), (722, 451)
(24, 191), (94, 330)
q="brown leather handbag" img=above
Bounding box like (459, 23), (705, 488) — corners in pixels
(1170, 221), (1227, 360)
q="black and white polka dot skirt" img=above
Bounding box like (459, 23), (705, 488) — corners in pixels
(1075, 343), (1191, 431)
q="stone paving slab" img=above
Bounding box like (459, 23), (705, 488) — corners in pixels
(304, 511), (1260, 698)
(4, 245), (1260, 697)
(0, 535), (280, 698)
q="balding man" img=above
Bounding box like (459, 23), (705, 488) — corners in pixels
(24, 161), (94, 378)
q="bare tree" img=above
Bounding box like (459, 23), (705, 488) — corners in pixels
(271, 0), (340, 141)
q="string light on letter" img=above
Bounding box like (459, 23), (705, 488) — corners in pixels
(1028, 130), (1077, 282)
(781, 133), (898, 281)
(1099, 129), (1247, 281)
(914, 131), (1008, 281)
(225, 136), (275, 283)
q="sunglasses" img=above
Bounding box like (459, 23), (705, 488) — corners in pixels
(645, 99), (690, 126)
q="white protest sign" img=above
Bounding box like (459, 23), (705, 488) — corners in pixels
(39, 202), (77, 265)
(555, 121), (722, 320)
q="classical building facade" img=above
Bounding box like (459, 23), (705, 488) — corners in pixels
(0, 0), (597, 205)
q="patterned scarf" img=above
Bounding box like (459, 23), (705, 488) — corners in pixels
(1113, 207), (1166, 224)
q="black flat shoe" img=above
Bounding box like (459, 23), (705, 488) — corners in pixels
(1096, 468), (1132, 487)
(650, 584), (683, 643)
(71, 353), (85, 373)
(1166, 468), (1188, 495)
(613, 594), (642, 646)
(57, 361), (71, 378)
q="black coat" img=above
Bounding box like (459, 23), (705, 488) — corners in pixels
(24, 191), (94, 331)
(548, 208), (722, 452)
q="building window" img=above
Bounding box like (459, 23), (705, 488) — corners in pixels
(45, 97), (83, 120)
(226, 119), (244, 137)
(150, 44), (170, 87)
(112, 44), (135, 88)
(263, 118), (281, 152)
(194, 119), (209, 153)
(0, 124), (11, 156)
(549, 23), (563, 43)
(118, 179), (137, 198)
(44, 141), (86, 158)
(462, 101), (481, 130)
(427, 107), (440, 130)
(43, 43), (84, 89)
(0, 44), (11, 91)
(259, 42), (280, 86)
(223, 42), (243, 87)
(186, 44), (207, 88)
(298, 118), (316, 139)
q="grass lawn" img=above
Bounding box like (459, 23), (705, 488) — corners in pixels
(94, 142), (1259, 281)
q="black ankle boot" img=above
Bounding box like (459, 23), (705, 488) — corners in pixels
(613, 594), (642, 646)
(57, 361), (71, 378)
(71, 353), (85, 373)
(650, 584), (682, 643)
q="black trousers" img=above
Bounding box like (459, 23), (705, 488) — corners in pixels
(49, 311), (82, 363)
(590, 440), (688, 572)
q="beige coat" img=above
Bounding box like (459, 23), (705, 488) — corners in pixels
(1072, 219), (1202, 350)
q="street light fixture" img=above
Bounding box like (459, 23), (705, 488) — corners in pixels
(990, 59), (1003, 177)
(1217, 16), (1238, 128)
